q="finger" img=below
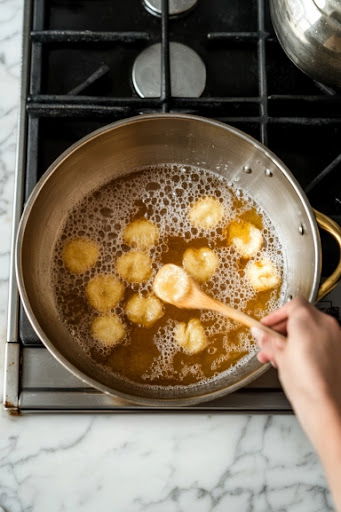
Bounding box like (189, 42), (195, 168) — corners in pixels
(261, 319), (287, 335)
(251, 327), (286, 350)
(252, 328), (285, 372)
(262, 309), (288, 326)
(257, 351), (270, 363)
(251, 327), (268, 348)
(261, 296), (310, 326)
(271, 319), (287, 334)
(257, 351), (277, 368)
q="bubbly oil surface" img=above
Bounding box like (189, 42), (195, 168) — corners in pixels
(53, 165), (285, 387)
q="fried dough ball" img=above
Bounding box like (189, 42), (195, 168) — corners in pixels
(85, 274), (124, 313)
(188, 196), (224, 229)
(153, 264), (191, 305)
(245, 257), (281, 292)
(174, 318), (209, 355)
(125, 293), (164, 327)
(62, 238), (99, 274)
(226, 220), (263, 259)
(123, 218), (159, 250)
(90, 314), (126, 347)
(116, 250), (152, 283)
(182, 247), (219, 282)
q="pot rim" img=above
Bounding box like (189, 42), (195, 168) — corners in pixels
(15, 113), (321, 406)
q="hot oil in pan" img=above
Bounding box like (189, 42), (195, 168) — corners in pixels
(52, 165), (285, 387)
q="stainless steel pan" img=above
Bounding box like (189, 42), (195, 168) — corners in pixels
(16, 114), (341, 406)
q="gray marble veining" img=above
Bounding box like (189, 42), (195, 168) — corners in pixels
(0, 1), (332, 510)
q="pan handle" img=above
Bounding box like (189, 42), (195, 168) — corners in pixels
(314, 209), (341, 300)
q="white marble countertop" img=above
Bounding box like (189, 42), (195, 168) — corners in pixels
(0, 1), (333, 511)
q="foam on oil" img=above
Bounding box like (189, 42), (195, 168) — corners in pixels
(52, 165), (286, 388)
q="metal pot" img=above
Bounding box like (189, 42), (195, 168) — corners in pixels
(270, 0), (341, 88)
(16, 114), (341, 406)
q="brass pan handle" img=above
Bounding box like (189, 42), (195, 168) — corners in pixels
(314, 209), (341, 300)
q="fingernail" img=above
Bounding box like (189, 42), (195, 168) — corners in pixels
(251, 327), (264, 346)
(251, 327), (263, 339)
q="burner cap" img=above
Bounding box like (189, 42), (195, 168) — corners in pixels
(132, 42), (206, 98)
(143, 0), (197, 16)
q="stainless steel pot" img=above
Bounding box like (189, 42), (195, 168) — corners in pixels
(15, 114), (341, 406)
(270, 0), (341, 88)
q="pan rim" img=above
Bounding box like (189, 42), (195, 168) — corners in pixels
(15, 113), (321, 406)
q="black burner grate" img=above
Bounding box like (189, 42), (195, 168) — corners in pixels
(20, 0), (341, 347)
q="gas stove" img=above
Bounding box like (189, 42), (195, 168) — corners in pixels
(4, 0), (341, 414)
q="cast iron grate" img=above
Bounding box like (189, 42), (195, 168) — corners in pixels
(20, 0), (341, 346)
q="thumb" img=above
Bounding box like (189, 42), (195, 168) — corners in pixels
(251, 327), (273, 348)
(251, 326), (285, 362)
(251, 327), (285, 348)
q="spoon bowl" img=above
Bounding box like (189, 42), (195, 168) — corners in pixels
(153, 264), (286, 340)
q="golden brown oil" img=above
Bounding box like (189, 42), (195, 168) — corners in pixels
(53, 165), (284, 388)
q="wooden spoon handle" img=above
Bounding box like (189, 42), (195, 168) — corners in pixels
(205, 296), (286, 341)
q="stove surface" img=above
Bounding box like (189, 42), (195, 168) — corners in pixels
(4, 0), (340, 414)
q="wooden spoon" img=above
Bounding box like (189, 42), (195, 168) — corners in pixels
(153, 264), (286, 341)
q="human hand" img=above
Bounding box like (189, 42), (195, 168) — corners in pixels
(252, 297), (341, 510)
(252, 297), (341, 449)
